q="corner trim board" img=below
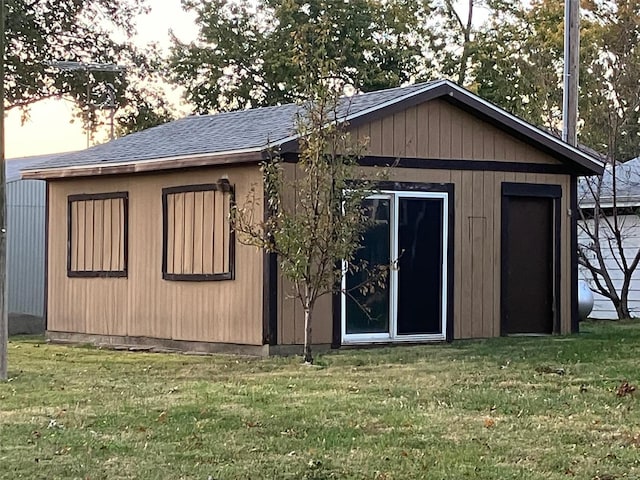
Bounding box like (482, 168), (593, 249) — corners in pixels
(44, 183), (50, 330)
(570, 176), (579, 333)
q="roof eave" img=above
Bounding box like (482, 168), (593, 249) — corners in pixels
(21, 149), (267, 180)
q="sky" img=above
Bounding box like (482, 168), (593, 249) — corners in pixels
(5, 0), (485, 160)
(5, 0), (197, 159)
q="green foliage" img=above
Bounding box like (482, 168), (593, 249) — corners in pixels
(577, 0), (640, 162)
(471, 1), (566, 131)
(467, 0), (640, 162)
(231, 18), (393, 363)
(4, 0), (173, 137)
(170, 0), (430, 113)
(114, 83), (174, 137)
(233, 84), (384, 362)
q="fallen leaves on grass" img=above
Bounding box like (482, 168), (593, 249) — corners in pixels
(616, 381), (636, 397)
(54, 446), (71, 455)
(622, 432), (640, 447)
(535, 366), (566, 375)
(47, 419), (64, 430)
(484, 418), (495, 428)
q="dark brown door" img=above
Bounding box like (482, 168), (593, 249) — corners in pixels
(502, 196), (554, 334)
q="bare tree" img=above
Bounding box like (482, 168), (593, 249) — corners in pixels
(578, 158), (640, 319)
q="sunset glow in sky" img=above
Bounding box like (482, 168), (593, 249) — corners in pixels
(6, 0), (483, 160)
(5, 0), (196, 159)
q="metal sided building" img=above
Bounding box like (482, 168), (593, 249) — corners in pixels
(6, 155), (53, 334)
(22, 81), (604, 353)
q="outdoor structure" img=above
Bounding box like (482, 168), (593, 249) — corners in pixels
(6, 154), (53, 334)
(22, 80), (604, 353)
(578, 157), (640, 319)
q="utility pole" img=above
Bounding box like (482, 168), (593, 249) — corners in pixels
(1, 0), (8, 381)
(562, 0), (580, 147)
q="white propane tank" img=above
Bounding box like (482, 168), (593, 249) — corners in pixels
(578, 280), (594, 320)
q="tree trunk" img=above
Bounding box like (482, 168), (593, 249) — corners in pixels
(303, 306), (313, 364)
(614, 301), (631, 320)
(617, 282), (632, 320)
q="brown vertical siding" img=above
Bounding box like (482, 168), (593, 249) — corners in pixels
(276, 98), (573, 345)
(47, 165), (264, 345)
(383, 168), (571, 340)
(69, 196), (127, 273)
(277, 170), (572, 343)
(358, 99), (563, 165)
(274, 163), (343, 346)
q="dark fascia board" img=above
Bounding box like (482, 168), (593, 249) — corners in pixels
(279, 80), (604, 176)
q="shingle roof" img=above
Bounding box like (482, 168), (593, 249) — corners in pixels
(23, 82), (435, 173)
(21, 79), (604, 179)
(579, 157), (640, 207)
(6, 153), (72, 182)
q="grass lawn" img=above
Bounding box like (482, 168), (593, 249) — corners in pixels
(1, 321), (639, 480)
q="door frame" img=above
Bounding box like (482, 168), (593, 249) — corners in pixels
(339, 182), (455, 345)
(500, 182), (562, 335)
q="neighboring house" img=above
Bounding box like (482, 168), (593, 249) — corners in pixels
(578, 157), (640, 319)
(6, 154), (54, 334)
(22, 80), (603, 354)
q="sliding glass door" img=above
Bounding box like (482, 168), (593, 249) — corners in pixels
(342, 191), (448, 343)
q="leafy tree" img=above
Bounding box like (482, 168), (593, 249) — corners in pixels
(232, 18), (388, 363)
(575, 0), (640, 319)
(170, 0), (430, 113)
(468, 0), (640, 162)
(423, 1), (519, 86)
(469, 1), (571, 132)
(4, 0), (172, 137)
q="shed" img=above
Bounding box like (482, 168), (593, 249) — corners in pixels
(22, 80), (604, 353)
(578, 157), (640, 318)
(6, 155), (52, 334)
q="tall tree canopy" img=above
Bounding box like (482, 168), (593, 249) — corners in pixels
(170, 0), (431, 113)
(4, 0), (172, 136)
(468, 0), (640, 162)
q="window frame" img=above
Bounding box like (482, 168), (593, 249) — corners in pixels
(67, 191), (129, 278)
(161, 180), (235, 282)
